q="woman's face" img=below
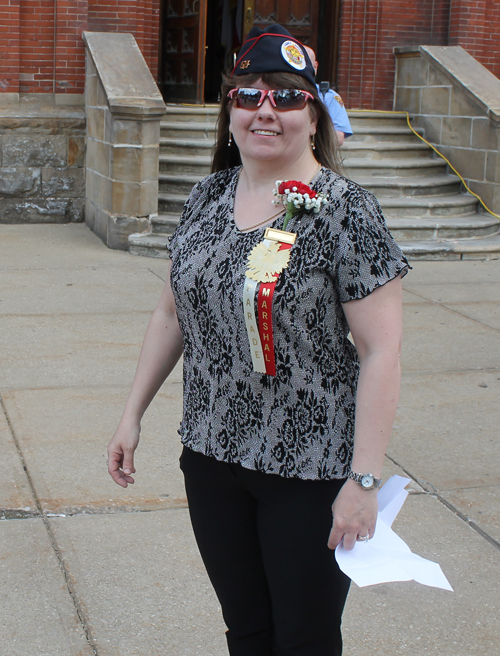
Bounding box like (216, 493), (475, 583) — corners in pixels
(228, 79), (317, 166)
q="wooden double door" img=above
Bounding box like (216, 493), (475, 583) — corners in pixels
(158, 0), (341, 103)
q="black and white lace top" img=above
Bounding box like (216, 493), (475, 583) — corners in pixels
(168, 166), (408, 480)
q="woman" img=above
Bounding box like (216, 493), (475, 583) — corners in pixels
(108, 24), (408, 656)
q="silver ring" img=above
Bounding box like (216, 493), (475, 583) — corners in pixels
(357, 534), (370, 542)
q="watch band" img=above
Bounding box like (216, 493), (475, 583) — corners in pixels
(348, 471), (382, 489)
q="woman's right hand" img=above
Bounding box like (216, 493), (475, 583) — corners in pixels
(107, 420), (141, 488)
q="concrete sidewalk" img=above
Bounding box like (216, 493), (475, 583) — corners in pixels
(1, 223), (499, 656)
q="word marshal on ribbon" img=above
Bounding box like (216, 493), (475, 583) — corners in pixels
(243, 228), (296, 375)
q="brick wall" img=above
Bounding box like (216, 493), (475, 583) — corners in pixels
(2, 0), (500, 106)
(0, 0), (160, 96)
(449, 0), (500, 79)
(87, 0), (160, 79)
(19, 0), (56, 93)
(55, 0), (89, 94)
(337, 0), (451, 110)
(337, 0), (500, 110)
(0, 0), (20, 94)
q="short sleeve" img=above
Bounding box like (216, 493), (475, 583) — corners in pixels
(335, 189), (409, 303)
(167, 179), (205, 256)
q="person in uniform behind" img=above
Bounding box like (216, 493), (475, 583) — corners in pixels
(304, 45), (353, 146)
(107, 23), (408, 656)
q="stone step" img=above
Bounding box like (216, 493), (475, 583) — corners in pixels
(130, 105), (496, 261)
(341, 141), (431, 159)
(345, 125), (424, 143)
(347, 111), (410, 128)
(157, 135), (428, 158)
(128, 217), (500, 260)
(345, 157), (447, 178)
(153, 198), (484, 233)
(164, 104), (219, 123)
(158, 172), (462, 198)
(159, 173), (204, 194)
(151, 212), (499, 241)
(158, 192), (188, 213)
(160, 137), (214, 156)
(160, 121), (217, 139)
(354, 174), (461, 197)
(128, 232), (170, 258)
(159, 154), (212, 174)
(159, 121), (418, 141)
(399, 232), (500, 260)
(386, 214), (500, 240)
(151, 213), (181, 235)
(157, 185), (474, 218)
(378, 193), (478, 218)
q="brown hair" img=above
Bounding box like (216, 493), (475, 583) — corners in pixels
(211, 72), (345, 176)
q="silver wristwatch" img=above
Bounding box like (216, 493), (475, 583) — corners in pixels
(348, 471), (382, 490)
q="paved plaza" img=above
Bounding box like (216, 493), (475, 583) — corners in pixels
(1, 223), (499, 656)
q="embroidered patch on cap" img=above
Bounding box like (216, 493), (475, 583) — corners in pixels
(281, 40), (306, 70)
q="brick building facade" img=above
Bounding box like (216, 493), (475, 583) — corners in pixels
(0, 0), (160, 97)
(338, 0), (500, 110)
(1, 1), (498, 108)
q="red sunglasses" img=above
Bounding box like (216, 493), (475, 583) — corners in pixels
(228, 88), (314, 111)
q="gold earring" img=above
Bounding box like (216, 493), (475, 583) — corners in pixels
(311, 134), (316, 150)
(228, 130), (233, 146)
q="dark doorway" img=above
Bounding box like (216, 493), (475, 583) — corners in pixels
(158, 0), (341, 104)
(204, 0), (245, 103)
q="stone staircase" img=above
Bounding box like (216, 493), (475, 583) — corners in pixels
(128, 105), (500, 260)
(129, 105), (218, 258)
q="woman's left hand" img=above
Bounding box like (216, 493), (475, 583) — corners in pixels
(328, 479), (378, 551)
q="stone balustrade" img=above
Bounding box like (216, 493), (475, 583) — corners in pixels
(83, 32), (166, 250)
(394, 45), (500, 215)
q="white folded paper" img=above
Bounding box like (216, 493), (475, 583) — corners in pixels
(335, 475), (453, 591)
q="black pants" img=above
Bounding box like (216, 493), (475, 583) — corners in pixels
(180, 447), (351, 656)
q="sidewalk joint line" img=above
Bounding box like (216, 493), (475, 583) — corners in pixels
(386, 454), (500, 552)
(1, 311), (153, 318)
(404, 289), (500, 333)
(148, 267), (167, 282)
(0, 395), (99, 655)
(0, 381), (183, 393)
(404, 281), (500, 288)
(0, 504), (189, 521)
(401, 367), (500, 377)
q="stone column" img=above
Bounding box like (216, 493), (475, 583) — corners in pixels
(83, 32), (166, 250)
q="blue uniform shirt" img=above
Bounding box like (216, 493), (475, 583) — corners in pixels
(317, 85), (353, 138)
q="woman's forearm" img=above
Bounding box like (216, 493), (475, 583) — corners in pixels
(119, 304), (184, 425)
(350, 349), (401, 477)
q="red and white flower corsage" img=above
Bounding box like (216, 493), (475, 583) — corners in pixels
(273, 180), (328, 230)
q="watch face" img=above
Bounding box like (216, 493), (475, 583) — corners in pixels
(361, 474), (374, 489)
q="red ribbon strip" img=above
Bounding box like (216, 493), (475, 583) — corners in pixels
(256, 242), (293, 376)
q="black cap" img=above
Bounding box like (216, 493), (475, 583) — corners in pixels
(232, 24), (316, 87)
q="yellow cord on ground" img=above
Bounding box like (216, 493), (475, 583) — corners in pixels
(350, 109), (500, 221)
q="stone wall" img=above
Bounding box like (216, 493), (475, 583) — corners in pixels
(0, 95), (86, 223)
(83, 32), (166, 250)
(395, 45), (500, 214)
